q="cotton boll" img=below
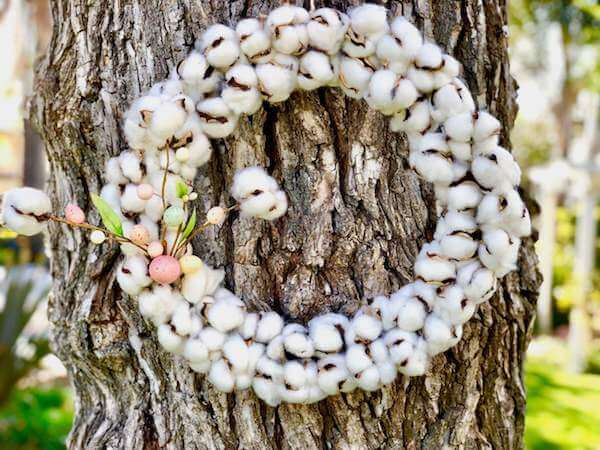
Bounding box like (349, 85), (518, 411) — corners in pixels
(366, 70), (413, 115)
(343, 27), (379, 58)
(477, 190), (531, 238)
(457, 262), (497, 304)
(409, 148), (454, 185)
(317, 355), (351, 395)
(171, 115), (213, 168)
(123, 95), (164, 150)
(298, 51), (336, 91)
(221, 64), (262, 115)
(144, 195), (164, 223)
(120, 184), (147, 214)
(308, 313), (347, 354)
(181, 263), (225, 304)
(223, 334), (251, 374)
(267, 6), (309, 55)
(389, 17), (423, 62)
(256, 190), (288, 221)
(149, 99), (189, 143)
(444, 112), (474, 143)
(478, 229), (520, 276)
(199, 326), (227, 353)
(256, 54), (298, 103)
(177, 51), (221, 98)
(208, 358), (235, 393)
(239, 191), (277, 217)
(368, 296), (398, 331)
(355, 365), (380, 391)
(105, 157), (128, 185)
(198, 24), (240, 70)
(471, 146), (521, 191)
(432, 78), (476, 123)
(384, 328), (418, 366)
(283, 328), (315, 359)
(434, 285), (476, 325)
(348, 3), (389, 37)
(399, 339), (429, 376)
(389, 98), (432, 134)
(253, 358), (283, 406)
(266, 336), (285, 361)
(237, 312), (259, 340)
(338, 55), (376, 99)
(415, 43), (443, 70)
(231, 166), (280, 201)
(237, 18), (272, 63)
(414, 242), (457, 283)
(196, 97), (239, 139)
(119, 151), (144, 184)
(447, 140), (472, 162)
(183, 337), (209, 364)
(116, 256), (152, 296)
(307, 8), (349, 54)
(393, 295), (427, 332)
(423, 314), (462, 356)
(407, 67), (436, 94)
(447, 182), (482, 212)
(171, 301), (194, 336)
(255, 311), (284, 343)
(1, 188), (52, 236)
(345, 344), (373, 374)
(207, 296), (245, 333)
(157, 324), (185, 354)
(473, 111), (501, 143)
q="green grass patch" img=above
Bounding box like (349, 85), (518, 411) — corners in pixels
(526, 359), (600, 450)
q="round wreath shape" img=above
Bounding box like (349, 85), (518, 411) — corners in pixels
(1, 4), (531, 406)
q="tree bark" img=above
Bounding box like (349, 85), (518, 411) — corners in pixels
(31, 1), (541, 449)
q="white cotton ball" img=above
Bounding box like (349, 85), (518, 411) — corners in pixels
(473, 111), (501, 143)
(123, 95), (164, 150)
(223, 334), (250, 373)
(267, 6), (309, 55)
(368, 338), (390, 365)
(298, 50), (336, 90)
(171, 301), (195, 336)
(196, 97), (239, 139)
(442, 55), (461, 78)
(100, 184), (124, 220)
(409, 147), (454, 185)
(477, 190), (531, 238)
(338, 55), (376, 99)
(389, 98), (432, 134)
(368, 296), (398, 331)
(439, 231), (478, 261)
(183, 337), (209, 364)
(365, 70), (417, 115)
(389, 17), (423, 62)
(199, 326), (226, 353)
(478, 229), (520, 276)
(177, 50), (222, 97)
(222, 64), (263, 115)
(198, 24), (240, 70)
(117, 256), (152, 296)
(120, 183), (147, 213)
(307, 8), (349, 54)
(392, 293), (428, 332)
(348, 3), (389, 37)
(255, 311), (285, 343)
(347, 312), (383, 344)
(209, 358), (236, 393)
(143, 195), (164, 223)
(346, 344), (373, 374)
(343, 27), (379, 58)
(231, 166), (280, 200)
(1, 188), (51, 236)
(384, 328), (417, 366)
(157, 324), (185, 354)
(106, 157), (128, 185)
(171, 115), (212, 168)
(471, 146), (521, 191)
(447, 182), (482, 212)
(149, 99), (188, 142)
(239, 191), (277, 217)
(434, 284), (476, 325)
(415, 43), (443, 70)
(457, 261), (497, 304)
(355, 365), (380, 391)
(444, 112), (474, 142)
(256, 53), (298, 103)
(181, 263), (225, 304)
(283, 329), (314, 359)
(423, 314), (462, 356)
(308, 313), (348, 354)
(253, 360), (283, 406)
(432, 78), (476, 123)
(414, 242), (457, 283)
(266, 334), (285, 361)
(283, 360), (307, 389)
(189, 360), (211, 374)
(378, 360), (398, 385)
(237, 18), (273, 63)
(407, 66), (436, 94)
(207, 296), (245, 333)
(399, 339), (429, 376)
(317, 355), (351, 395)
(447, 140), (472, 162)
(255, 190), (288, 221)
(238, 312), (259, 340)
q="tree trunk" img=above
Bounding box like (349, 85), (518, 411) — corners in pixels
(31, 1), (541, 449)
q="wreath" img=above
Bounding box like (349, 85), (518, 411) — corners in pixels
(1, 4), (530, 406)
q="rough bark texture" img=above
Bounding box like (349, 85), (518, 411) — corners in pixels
(31, 0), (541, 449)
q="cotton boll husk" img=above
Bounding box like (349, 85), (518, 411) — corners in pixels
(236, 18), (272, 63)
(434, 285), (476, 325)
(106, 157), (128, 185)
(473, 111), (501, 143)
(231, 166), (280, 201)
(447, 182), (482, 212)
(298, 51), (336, 91)
(116, 256), (151, 296)
(255, 311), (284, 343)
(345, 344), (374, 374)
(338, 55), (376, 99)
(1, 188), (52, 236)
(414, 242), (456, 283)
(307, 8), (349, 54)
(348, 3), (389, 37)
(181, 263), (225, 304)
(183, 337), (209, 364)
(444, 112), (474, 142)
(196, 97), (239, 139)
(157, 324), (185, 354)
(389, 98), (432, 134)
(317, 354), (351, 395)
(423, 314), (462, 356)
(198, 24), (240, 70)
(390, 17), (423, 62)
(177, 50), (222, 98)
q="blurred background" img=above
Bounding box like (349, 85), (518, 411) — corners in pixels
(0, 1), (598, 449)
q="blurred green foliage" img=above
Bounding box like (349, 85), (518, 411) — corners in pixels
(0, 387), (72, 450)
(526, 358), (600, 449)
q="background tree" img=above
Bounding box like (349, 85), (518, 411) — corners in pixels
(31, 0), (540, 448)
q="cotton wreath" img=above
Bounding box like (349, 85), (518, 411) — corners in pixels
(1, 4), (531, 405)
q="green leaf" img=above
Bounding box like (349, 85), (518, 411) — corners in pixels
(176, 181), (189, 199)
(90, 193), (123, 236)
(182, 209), (197, 239)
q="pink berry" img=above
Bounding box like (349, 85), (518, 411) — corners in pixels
(147, 241), (164, 258)
(128, 224), (150, 246)
(65, 203), (85, 224)
(137, 184), (154, 200)
(149, 255), (181, 284)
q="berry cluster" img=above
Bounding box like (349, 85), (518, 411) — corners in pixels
(0, 4), (530, 405)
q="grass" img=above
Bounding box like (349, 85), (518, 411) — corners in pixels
(525, 359), (600, 450)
